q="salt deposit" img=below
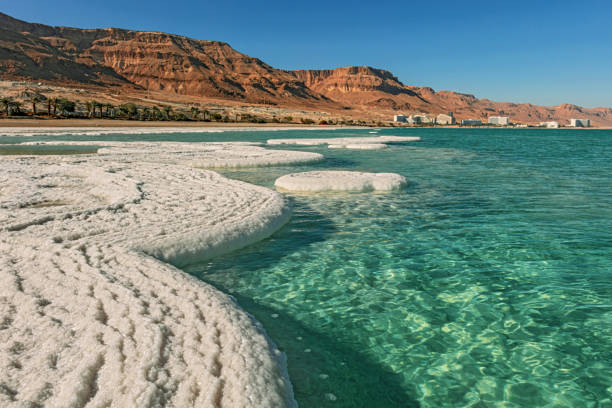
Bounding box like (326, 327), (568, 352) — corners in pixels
(0, 142), (301, 407)
(267, 135), (420, 146)
(19, 141), (324, 168)
(275, 171), (407, 192)
(328, 143), (388, 150)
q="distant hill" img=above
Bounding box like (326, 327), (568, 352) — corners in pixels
(1, 12), (610, 125)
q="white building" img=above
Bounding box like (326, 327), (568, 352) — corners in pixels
(488, 116), (510, 126)
(408, 114), (433, 124)
(436, 113), (455, 125)
(539, 121), (559, 128)
(461, 119), (482, 126)
(393, 114), (408, 123)
(570, 118), (590, 127)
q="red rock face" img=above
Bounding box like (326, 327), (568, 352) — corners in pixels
(0, 12), (326, 105)
(1, 12), (610, 125)
(292, 67), (612, 125)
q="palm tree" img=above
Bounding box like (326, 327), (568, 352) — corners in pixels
(162, 105), (172, 120)
(86, 101), (94, 118)
(104, 103), (114, 118)
(10, 101), (22, 115)
(152, 106), (161, 120)
(92, 101), (102, 118)
(0, 97), (14, 116)
(190, 106), (200, 120)
(116, 105), (128, 118)
(29, 95), (42, 115)
(141, 107), (151, 120)
(56, 99), (75, 117)
(122, 103), (137, 120)
(49, 98), (60, 116)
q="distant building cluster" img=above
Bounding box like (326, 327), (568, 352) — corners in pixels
(393, 112), (455, 125)
(393, 112), (513, 127)
(392, 113), (593, 128)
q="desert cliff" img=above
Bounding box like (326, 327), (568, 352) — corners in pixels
(1, 12), (610, 125)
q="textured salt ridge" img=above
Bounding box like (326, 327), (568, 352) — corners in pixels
(20, 141), (324, 168)
(0, 144), (300, 408)
(0, 126), (335, 137)
(267, 135), (421, 146)
(275, 171), (407, 192)
(328, 143), (388, 150)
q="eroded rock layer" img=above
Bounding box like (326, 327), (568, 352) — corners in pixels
(2, 12), (611, 125)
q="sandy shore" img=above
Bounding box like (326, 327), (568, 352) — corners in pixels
(0, 118), (348, 128)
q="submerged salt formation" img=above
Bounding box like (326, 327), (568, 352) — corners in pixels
(267, 135), (420, 146)
(275, 171), (407, 192)
(0, 143), (301, 407)
(20, 141), (324, 168)
(328, 143), (388, 150)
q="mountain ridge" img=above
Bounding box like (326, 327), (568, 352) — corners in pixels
(1, 12), (610, 125)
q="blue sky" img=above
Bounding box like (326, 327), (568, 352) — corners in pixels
(3, 0), (611, 107)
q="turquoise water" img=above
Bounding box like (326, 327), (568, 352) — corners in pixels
(186, 129), (612, 408)
(4, 128), (611, 407)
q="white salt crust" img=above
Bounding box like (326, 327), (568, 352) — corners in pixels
(275, 171), (407, 192)
(19, 141), (324, 168)
(327, 143), (388, 150)
(267, 135), (420, 146)
(0, 143), (302, 408)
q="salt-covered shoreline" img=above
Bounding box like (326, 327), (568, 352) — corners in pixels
(0, 143), (312, 407)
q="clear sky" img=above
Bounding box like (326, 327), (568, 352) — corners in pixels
(3, 0), (611, 107)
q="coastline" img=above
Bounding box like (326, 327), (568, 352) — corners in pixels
(0, 118), (350, 129)
(1, 119), (609, 130)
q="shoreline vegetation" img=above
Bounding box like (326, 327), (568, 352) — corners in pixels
(0, 95), (377, 127)
(0, 118), (346, 128)
(2, 96), (606, 129)
(1, 118), (607, 129)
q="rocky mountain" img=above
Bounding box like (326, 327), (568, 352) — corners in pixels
(1, 12), (610, 125)
(292, 66), (612, 125)
(0, 12), (329, 106)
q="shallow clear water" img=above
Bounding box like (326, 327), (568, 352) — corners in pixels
(4, 128), (612, 407)
(186, 129), (612, 408)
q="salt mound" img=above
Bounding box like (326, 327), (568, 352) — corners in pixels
(267, 135), (420, 146)
(328, 143), (388, 150)
(0, 143), (299, 407)
(275, 171), (407, 192)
